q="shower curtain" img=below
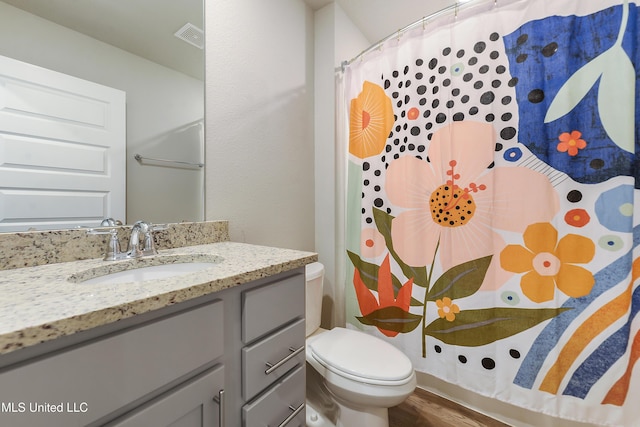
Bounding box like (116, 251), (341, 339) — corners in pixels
(344, 0), (639, 425)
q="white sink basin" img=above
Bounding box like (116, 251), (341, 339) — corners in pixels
(68, 254), (223, 285)
(80, 262), (219, 285)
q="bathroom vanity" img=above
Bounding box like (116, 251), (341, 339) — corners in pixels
(0, 222), (316, 427)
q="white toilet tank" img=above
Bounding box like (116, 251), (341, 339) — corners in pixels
(305, 262), (325, 337)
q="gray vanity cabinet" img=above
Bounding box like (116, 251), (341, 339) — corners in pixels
(0, 267), (307, 427)
(0, 298), (225, 427)
(106, 365), (225, 427)
(240, 272), (306, 426)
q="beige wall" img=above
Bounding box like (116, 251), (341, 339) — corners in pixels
(204, 0), (316, 251)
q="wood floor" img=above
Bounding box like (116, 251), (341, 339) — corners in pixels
(388, 388), (511, 427)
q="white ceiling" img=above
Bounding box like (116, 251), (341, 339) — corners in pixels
(304, 0), (458, 43)
(0, 0), (457, 81)
(335, 0), (457, 43)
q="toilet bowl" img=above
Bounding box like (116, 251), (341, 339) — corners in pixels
(305, 262), (416, 427)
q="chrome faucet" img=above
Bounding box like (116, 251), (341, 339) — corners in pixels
(87, 220), (167, 261)
(127, 220), (164, 258)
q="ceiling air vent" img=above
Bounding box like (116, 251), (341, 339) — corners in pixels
(174, 23), (204, 49)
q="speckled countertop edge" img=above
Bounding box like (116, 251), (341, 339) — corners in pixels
(0, 220), (230, 270)
(0, 242), (317, 356)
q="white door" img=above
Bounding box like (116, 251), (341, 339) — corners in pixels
(0, 55), (125, 232)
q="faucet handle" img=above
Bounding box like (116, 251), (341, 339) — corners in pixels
(129, 221), (167, 256)
(143, 223), (168, 255)
(86, 228), (122, 261)
(131, 221), (167, 231)
(100, 218), (123, 226)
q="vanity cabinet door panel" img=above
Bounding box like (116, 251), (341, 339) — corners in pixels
(106, 364), (224, 427)
(242, 318), (305, 401)
(242, 365), (305, 427)
(0, 300), (224, 427)
(241, 273), (304, 343)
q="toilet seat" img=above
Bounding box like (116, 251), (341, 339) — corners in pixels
(308, 327), (414, 386)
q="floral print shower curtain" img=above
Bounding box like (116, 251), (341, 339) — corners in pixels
(344, 0), (639, 425)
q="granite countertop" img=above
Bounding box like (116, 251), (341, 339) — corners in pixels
(0, 242), (317, 356)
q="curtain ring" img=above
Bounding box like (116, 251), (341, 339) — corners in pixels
(397, 29), (402, 42)
(422, 16), (427, 30)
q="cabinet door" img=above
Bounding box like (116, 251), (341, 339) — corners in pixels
(106, 365), (225, 427)
(243, 365), (305, 427)
(0, 300), (224, 427)
(242, 273), (305, 343)
(242, 318), (305, 401)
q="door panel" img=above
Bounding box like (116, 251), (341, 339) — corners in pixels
(0, 54), (125, 231)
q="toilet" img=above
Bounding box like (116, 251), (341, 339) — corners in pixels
(305, 262), (417, 427)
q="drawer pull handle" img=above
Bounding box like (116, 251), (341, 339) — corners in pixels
(271, 403), (305, 427)
(265, 345), (305, 375)
(213, 389), (225, 427)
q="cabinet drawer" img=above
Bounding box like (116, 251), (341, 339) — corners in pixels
(106, 364), (225, 427)
(242, 273), (305, 343)
(0, 300), (224, 427)
(242, 318), (305, 401)
(242, 365), (305, 427)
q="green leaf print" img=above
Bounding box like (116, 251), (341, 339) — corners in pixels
(357, 305), (423, 334)
(426, 255), (492, 302)
(424, 307), (571, 347)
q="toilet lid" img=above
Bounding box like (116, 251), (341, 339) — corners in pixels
(305, 262), (324, 280)
(308, 327), (413, 382)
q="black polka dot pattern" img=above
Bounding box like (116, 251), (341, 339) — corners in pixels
(482, 358), (496, 370)
(360, 31), (519, 224)
(430, 346), (523, 372)
(567, 190), (583, 203)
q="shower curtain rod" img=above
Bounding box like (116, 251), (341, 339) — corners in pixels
(339, 0), (499, 71)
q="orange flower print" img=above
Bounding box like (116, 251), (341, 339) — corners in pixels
(564, 208), (590, 227)
(500, 222), (595, 303)
(436, 297), (460, 322)
(557, 130), (586, 156)
(353, 254), (414, 337)
(349, 81), (394, 159)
